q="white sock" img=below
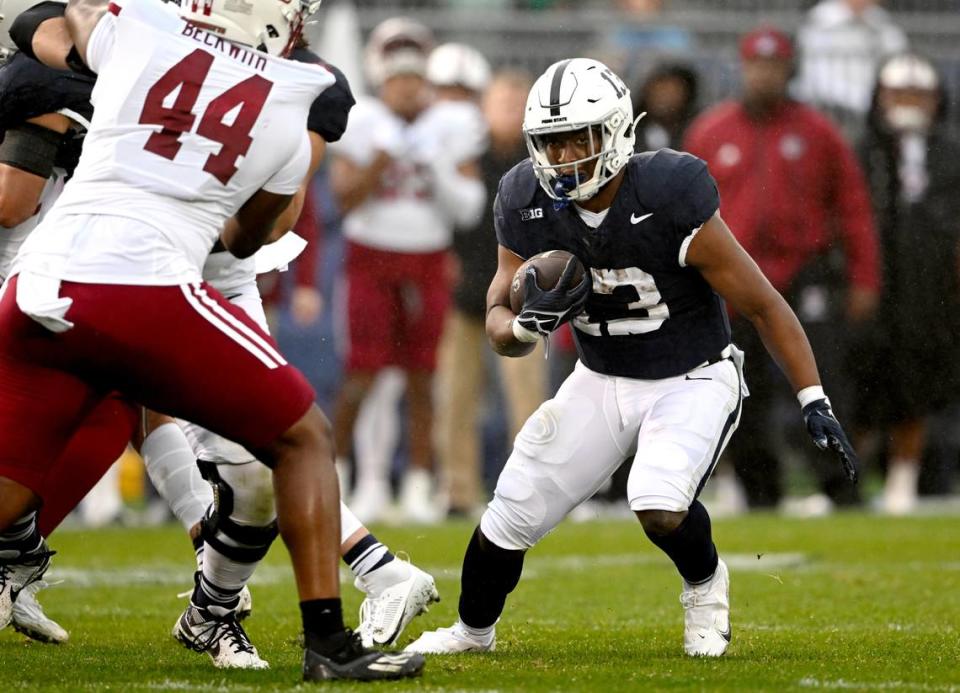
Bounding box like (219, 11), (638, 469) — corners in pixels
(340, 501), (364, 546)
(359, 557), (411, 596)
(198, 543), (258, 607)
(459, 619), (494, 641)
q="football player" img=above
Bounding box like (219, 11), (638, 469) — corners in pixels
(0, 0), (98, 644)
(406, 58), (858, 657)
(1, 0), (438, 666)
(0, 0), (423, 681)
(329, 18), (487, 524)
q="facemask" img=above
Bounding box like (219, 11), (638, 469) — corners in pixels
(884, 105), (932, 134)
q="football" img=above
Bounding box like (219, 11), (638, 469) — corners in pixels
(510, 250), (586, 314)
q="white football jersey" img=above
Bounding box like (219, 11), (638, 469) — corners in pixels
(14, 0), (334, 285)
(411, 100), (488, 165)
(333, 97), (482, 253)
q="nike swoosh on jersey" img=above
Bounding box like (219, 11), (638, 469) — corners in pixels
(630, 212), (654, 225)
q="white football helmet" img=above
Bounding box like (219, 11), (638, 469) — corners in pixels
(523, 58), (636, 203)
(179, 0), (321, 57)
(364, 17), (433, 88)
(426, 42), (491, 94)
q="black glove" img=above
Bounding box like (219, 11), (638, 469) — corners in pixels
(802, 398), (859, 483)
(515, 258), (591, 337)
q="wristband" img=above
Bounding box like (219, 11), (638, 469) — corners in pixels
(797, 385), (827, 409)
(511, 318), (539, 344)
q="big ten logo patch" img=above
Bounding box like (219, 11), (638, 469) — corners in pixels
(520, 207), (544, 221)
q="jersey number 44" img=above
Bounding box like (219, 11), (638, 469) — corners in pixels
(138, 48), (274, 185)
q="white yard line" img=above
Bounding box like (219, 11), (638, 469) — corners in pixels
(45, 551), (960, 589)
(799, 677), (959, 691)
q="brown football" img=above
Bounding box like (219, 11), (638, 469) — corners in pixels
(509, 250), (586, 314)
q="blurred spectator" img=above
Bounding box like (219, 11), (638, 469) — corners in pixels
(684, 25), (880, 512)
(434, 66), (546, 518)
(329, 19), (486, 523)
(596, 0), (695, 86)
(633, 62), (700, 151)
(795, 0), (908, 136)
(851, 53), (960, 514)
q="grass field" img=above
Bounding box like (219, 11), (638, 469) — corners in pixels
(2, 514), (959, 692)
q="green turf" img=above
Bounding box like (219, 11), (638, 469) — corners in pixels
(2, 514), (958, 691)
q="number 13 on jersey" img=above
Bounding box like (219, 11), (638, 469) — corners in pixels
(138, 48), (274, 184)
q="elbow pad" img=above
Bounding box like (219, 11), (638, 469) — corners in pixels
(0, 122), (64, 178)
(433, 165), (486, 229)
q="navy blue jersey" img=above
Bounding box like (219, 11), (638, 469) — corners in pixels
(289, 47), (355, 143)
(494, 149), (730, 379)
(0, 51), (95, 130)
(0, 52), (94, 173)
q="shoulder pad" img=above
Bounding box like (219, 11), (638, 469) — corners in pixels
(497, 158), (538, 211)
(626, 149), (708, 210)
(305, 61), (355, 142)
(290, 48), (357, 132)
(0, 53), (94, 132)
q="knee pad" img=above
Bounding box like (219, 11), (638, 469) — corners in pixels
(481, 462), (565, 551)
(199, 461), (278, 563)
(627, 445), (695, 513)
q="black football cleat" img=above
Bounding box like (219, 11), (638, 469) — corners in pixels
(303, 628), (425, 682)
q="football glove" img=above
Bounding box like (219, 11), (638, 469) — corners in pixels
(802, 397), (859, 483)
(515, 258), (591, 338)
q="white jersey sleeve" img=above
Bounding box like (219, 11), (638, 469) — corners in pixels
(261, 131), (310, 195)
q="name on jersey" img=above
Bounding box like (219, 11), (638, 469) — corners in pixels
(520, 207), (544, 221)
(181, 24), (268, 72)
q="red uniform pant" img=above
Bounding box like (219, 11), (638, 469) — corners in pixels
(0, 277), (314, 518)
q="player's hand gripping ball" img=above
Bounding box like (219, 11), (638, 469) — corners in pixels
(510, 250), (589, 336)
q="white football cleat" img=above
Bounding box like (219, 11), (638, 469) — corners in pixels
(681, 558), (731, 657)
(0, 540), (54, 631)
(12, 581), (68, 643)
(173, 602), (269, 669)
(404, 621), (495, 654)
(357, 562), (439, 647)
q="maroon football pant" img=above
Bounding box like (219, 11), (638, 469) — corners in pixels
(0, 277), (314, 513)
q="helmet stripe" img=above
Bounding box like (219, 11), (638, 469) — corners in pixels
(548, 59), (573, 116)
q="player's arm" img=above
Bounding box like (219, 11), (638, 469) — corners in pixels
(687, 211), (858, 481)
(264, 133), (326, 243)
(329, 151), (392, 215)
(687, 212), (820, 392)
(222, 190), (295, 259)
(10, 2), (73, 70)
(0, 113), (71, 228)
(9, 0), (100, 75)
(434, 158), (485, 229)
(486, 245), (536, 358)
(64, 0), (109, 65)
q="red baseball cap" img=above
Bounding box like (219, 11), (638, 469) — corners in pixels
(740, 26), (794, 61)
